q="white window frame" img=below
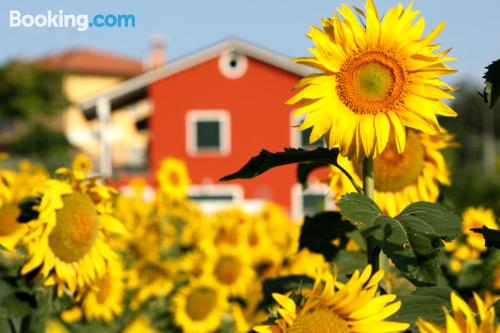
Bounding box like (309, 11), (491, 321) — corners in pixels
(188, 184), (244, 213)
(290, 112), (326, 149)
(291, 183), (333, 220)
(186, 110), (231, 156)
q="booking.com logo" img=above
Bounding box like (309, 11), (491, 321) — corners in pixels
(9, 10), (136, 31)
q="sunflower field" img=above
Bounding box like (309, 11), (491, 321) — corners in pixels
(1, 0), (500, 332)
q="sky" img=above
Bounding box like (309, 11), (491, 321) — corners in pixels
(0, 0), (499, 84)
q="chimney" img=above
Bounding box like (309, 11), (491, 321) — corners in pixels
(148, 34), (166, 69)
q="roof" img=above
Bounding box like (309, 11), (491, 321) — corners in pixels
(34, 48), (143, 77)
(80, 38), (316, 117)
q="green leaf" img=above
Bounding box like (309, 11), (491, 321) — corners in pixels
(367, 215), (442, 286)
(0, 319), (12, 333)
(297, 162), (328, 188)
(339, 199), (460, 286)
(470, 226), (500, 249)
(337, 193), (382, 229)
(262, 275), (314, 307)
(390, 287), (452, 332)
(299, 211), (356, 261)
(219, 147), (339, 181)
(396, 202), (461, 241)
(0, 293), (34, 319)
(483, 59), (500, 108)
(334, 250), (367, 281)
(493, 300), (500, 319)
(0, 280), (15, 301)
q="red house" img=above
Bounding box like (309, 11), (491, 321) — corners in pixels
(80, 38), (332, 218)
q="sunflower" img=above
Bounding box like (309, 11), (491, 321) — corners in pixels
(0, 168), (38, 251)
(0, 202), (27, 251)
(128, 260), (176, 309)
(112, 194), (154, 253)
(45, 319), (69, 333)
(202, 244), (255, 297)
(20, 175), (126, 296)
(254, 265), (409, 333)
(461, 207), (498, 252)
(246, 215), (284, 274)
(330, 130), (453, 216)
(0, 170), (14, 207)
(209, 208), (250, 247)
(231, 302), (269, 333)
(283, 248), (330, 278)
(257, 203), (293, 251)
(288, 0), (456, 159)
(125, 216), (165, 261)
(156, 157), (190, 200)
(72, 154), (93, 180)
(417, 292), (499, 333)
(445, 241), (481, 273)
(80, 257), (125, 322)
(123, 316), (160, 333)
(179, 250), (206, 278)
(172, 277), (228, 333)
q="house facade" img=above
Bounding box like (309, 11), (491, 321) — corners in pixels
(35, 48), (146, 166)
(79, 39), (332, 218)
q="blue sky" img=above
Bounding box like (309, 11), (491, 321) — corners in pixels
(1, 0), (499, 84)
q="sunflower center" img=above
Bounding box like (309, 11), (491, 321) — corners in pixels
(336, 50), (406, 114)
(248, 230), (259, 247)
(354, 130), (425, 192)
(0, 205), (21, 236)
(185, 287), (217, 320)
(288, 308), (349, 333)
(214, 228), (239, 246)
(214, 255), (241, 285)
(169, 172), (180, 186)
(48, 192), (99, 263)
(142, 263), (170, 283)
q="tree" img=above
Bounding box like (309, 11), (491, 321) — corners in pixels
(0, 60), (68, 121)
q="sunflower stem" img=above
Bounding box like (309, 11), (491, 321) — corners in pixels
(363, 157), (380, 274)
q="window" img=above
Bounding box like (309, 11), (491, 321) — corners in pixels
(218, 50), (248, 79)
(186, 110), (230, 156)
(291, 183), (332, 220)
(290, 113), (325, 149)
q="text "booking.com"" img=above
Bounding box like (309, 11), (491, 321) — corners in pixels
(9, 10), (136, 32)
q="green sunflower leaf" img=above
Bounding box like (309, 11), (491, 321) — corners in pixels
(0, 293), (34, 319)
(494, 300), (500, 319)
(262, 275), (314, 307)
(390, 287), (452, 332)
(299, 211), (356, 260)
(337, 192), (382, 229)
(470, 226), (500, 249)
(396, 202), (461, 241)
(296, 161), (329, 188)
(219, 147), (339, 181)
(483, 59), (500, 108)
(340, 199), (460, 286)
(366, 215), (442, 286)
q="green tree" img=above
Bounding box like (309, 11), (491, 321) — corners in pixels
(0, 61), (67, 120)
(0, 61), (71, 163)
(440, 80), (499, 214)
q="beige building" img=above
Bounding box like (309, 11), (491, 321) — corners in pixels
(35, 48), (152, 169)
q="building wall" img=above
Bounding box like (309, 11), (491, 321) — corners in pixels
(149, 56), (300, 209)
(63, 74), (151, 169)
(64, 74), (123, 102)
